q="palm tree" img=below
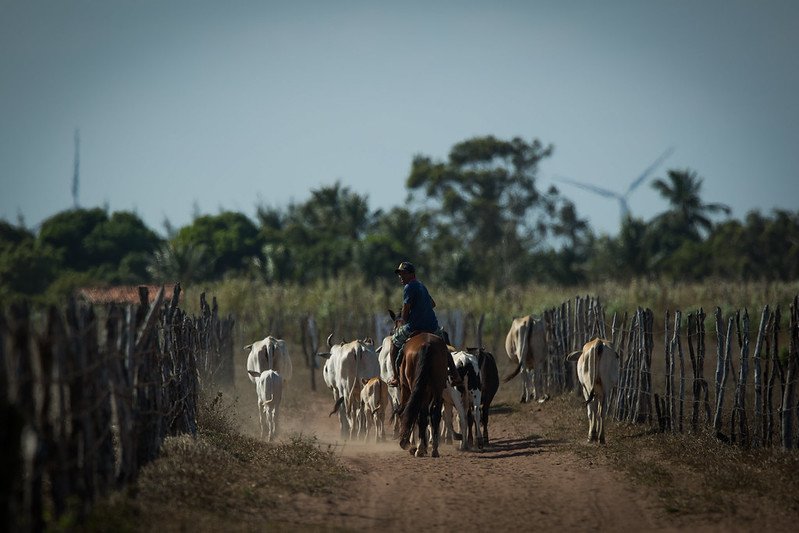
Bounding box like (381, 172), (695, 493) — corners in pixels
(652, 169), (731, 240)
(148, 241), (214, 284)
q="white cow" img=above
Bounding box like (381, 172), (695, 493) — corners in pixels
(377, 336), (402, 438)
(360, 377), (390, 442)
(320, 335), (380, 439)
(452, 350), (484, 449)
(440, 381), (470, 451)
(503, 315), (547, 403)
(246, 369), (283, 441)
(566, 338), (620, 444)
(244, 336), (293, 384)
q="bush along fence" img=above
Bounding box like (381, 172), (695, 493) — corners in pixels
(0, 283), (235, 531)
(532, 294), (799, 450)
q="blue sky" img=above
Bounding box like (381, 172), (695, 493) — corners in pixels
(1, 0), (797, 237)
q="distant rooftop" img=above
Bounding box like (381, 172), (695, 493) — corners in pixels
(77, 284), (176, 305)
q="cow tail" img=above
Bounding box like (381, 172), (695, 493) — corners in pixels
(329, 397), (344, 417)
(399, 344), (430, 443)
(503, 359), (523, 383)
(584, 341), (603, 405)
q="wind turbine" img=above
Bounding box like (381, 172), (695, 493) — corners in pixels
(554, 147), (675, 221)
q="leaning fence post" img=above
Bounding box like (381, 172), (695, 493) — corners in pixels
(751, 306), (769, 448)
(781, 299), (797, 449)
(674, 311), (685, 433)
(714, 314), (734, 437)
(733, 310), (751, 447)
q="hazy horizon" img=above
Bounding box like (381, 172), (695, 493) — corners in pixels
(2, 0), (797, 237)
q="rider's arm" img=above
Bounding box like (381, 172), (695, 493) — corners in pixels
(400, 302), (410, 323)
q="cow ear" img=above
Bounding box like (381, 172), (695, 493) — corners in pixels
(247, 370), (260, 377)
(243, 344), (253, 352)
(388, 309), (396, 321)
(361, 378), (368, 385)
(565, 350), (582, 362)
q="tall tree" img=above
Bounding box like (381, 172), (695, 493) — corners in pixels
(406, 136), (554, 285)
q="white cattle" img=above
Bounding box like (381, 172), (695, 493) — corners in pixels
(377, 336), (402, 438)
(244, 336), (293, 384)
(320, 335), (380, 439)
(503, 315), (547, 403)
(566, 338), (620, 444)
(440, 382), (469, 451)
(246, 369), (283, 441)
(452, 350), (484, 449)
(360, 377), (390, 442)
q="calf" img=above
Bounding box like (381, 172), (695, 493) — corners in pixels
(360, 377), (390, 442)
(246, 369), (283, 441)
(319, 335), (380, 439)
(566, 338), (619, 444)
(244, 336), (293, 384)
(452, 351), (484, 449)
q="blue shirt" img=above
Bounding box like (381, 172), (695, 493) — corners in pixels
(403, 279), (439, 333)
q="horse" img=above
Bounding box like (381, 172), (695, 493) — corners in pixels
(397, 332), (449, 457)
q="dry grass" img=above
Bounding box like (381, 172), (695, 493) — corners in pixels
(81, 391), (349, 532)
(540, 393), (799, 522)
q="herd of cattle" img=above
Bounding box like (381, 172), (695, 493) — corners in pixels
(243, 314), (620, 449)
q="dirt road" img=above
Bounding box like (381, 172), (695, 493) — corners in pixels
(234, 384), (725, 532)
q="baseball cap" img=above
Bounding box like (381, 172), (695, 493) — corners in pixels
(394, 261), (415, 274)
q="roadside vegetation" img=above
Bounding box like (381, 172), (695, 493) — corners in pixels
(2, 136), (798, 305)
(82, 390), (348, 532)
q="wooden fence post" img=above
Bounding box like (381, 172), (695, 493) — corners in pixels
(782, 299), (797, 449)
(674, 311), (685, 433)
(733, 310), (751, 447)
(714, 315), (734, 438)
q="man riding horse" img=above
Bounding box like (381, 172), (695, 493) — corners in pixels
(387, 261), (462, 388)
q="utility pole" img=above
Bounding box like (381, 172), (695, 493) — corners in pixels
(72, 129), (80, 208)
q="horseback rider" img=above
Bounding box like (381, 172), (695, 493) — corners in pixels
(387, 261), (462, 388)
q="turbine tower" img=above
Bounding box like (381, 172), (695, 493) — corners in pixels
(72, 129), (80, 209)
(554, 147), (675, 222)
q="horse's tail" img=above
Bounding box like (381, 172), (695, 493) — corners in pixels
(399, 343), (431, 445)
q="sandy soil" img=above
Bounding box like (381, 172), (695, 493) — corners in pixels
(222, 339), (799, 533)
(231, 378), (734, 533)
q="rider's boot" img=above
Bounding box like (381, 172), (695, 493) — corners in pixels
(387, 342), (401, 387)
(447, 351), (463, 386)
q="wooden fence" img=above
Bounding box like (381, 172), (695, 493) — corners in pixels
(0, 283), (234, 531)
(531, 294), (799, 449)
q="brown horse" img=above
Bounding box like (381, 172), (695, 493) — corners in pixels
(397, 332), (449, 457)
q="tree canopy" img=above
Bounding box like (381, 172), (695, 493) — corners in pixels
(2, 135), (796, 300)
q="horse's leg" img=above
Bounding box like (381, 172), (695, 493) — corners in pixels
(415, 404), (429, 457)
(430, 395), (443, 458)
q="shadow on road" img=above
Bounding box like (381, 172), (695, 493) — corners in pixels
(474, 433), (564, 459)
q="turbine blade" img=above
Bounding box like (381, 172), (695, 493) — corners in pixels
(625, 146), (676, 196)
(553, 176), (620, 199)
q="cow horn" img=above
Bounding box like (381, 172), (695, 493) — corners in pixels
(316, 352), (331, 359)
(565, 350), (582, 362)
(326, 333), (334, 348)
